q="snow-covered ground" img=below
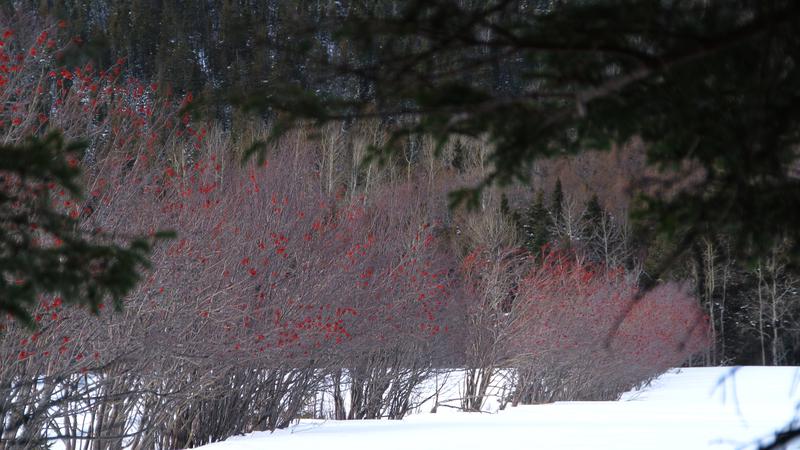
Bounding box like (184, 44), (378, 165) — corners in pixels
(195, 367), (800, 450)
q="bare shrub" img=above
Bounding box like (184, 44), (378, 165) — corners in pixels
(508, 251), (710, 404)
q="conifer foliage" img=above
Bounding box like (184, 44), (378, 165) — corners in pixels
(243, 0), (800, 271)
(0, 133), (159, 326)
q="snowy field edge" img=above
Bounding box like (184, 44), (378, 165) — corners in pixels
(195, 366), (800, 450)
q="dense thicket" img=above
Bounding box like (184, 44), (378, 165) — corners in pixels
(16, 1), (800, 366)
(1, 135), (708, 449)
(0, 12), (170, 326)
(0, 19), (710, 448)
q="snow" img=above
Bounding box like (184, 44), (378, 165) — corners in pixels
(194, 367), (800, 450)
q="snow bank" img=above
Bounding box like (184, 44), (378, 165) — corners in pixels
(195, 366), (800, 450)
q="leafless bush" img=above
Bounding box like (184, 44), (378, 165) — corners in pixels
(507, 251), (710, 404)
